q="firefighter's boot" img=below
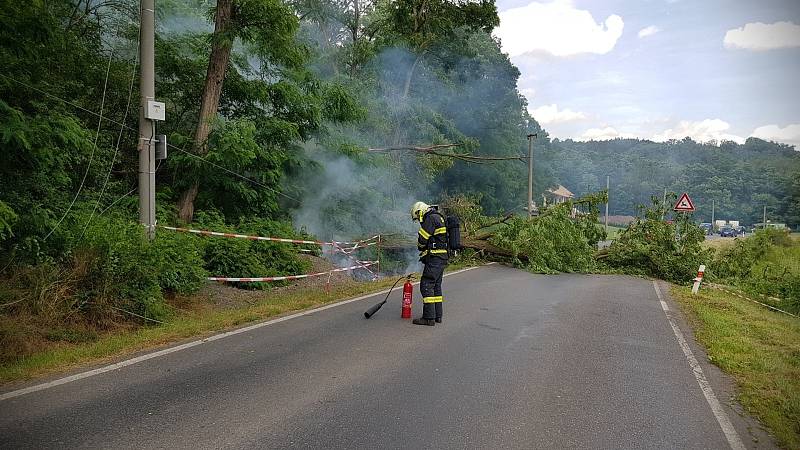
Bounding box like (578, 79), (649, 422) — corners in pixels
(412, 318), (435, 326)
(413, 303), (436, 326)
(435, 303), (443, 323)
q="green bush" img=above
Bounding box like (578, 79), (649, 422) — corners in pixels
(605, 197), (711, 283)
(712, 229), (800, 313)
(77, 216), (168, 322)
(712, 228), (793, 279)
(3, 212), (211, 325)
(149, 232), (207, 295)
(193, 212), (312, 288)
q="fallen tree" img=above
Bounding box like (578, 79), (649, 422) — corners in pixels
(378, 192), (608, 270)
(367, 143), (527, 164)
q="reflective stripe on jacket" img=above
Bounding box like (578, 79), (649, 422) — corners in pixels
(417, 209), (448, 260)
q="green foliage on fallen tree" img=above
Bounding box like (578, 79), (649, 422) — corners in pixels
(605, 196), (711, 283)
(489, 192), (607, 273)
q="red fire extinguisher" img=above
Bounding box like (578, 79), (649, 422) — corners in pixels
(401, 276), (413, 319)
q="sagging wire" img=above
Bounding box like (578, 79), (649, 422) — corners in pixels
(42, 49), (115, 241)
(0, 73), (299, 208)
(78, 21), (142, 241)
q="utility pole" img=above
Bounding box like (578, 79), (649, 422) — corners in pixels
(661, 187), (667, 220)
(711, 200), (715, 231)
(763, 205), (767, 228)
(605, 175), (609, 233)
(527, 133), (536, 218)
(139, 0), (156, 239)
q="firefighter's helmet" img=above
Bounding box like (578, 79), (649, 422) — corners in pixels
(411, 201), (429, 222)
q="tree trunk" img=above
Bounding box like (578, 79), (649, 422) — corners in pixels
(177, 0), (234, 223)
(402, 53), (422, 98)
(349, 0), (360, 77)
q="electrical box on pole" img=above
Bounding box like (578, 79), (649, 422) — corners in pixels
(155, 135), (167, 160)
(145, 100), (166, 121)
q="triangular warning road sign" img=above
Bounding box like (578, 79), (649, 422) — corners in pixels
(673, 193), (695, 212)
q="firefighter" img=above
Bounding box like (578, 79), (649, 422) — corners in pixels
(410, 201), (448, 326)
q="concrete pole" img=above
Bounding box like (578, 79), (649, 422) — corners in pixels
(763, 205), (767, 228)
(605, 175), (609, 233)
(661, 187), (667, 220)
(527, 134), (535, 218)
(139, 0), (156, 239)
(711, 199), (715, 230)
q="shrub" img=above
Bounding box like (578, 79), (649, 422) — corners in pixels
(75, 216), (167, 323)
(3, 212), (212, 325)
(193, 212), (312, 288)
(712, 228), (793, 279)
(712, 229), (800, 313)
(149, 232), (207, 295)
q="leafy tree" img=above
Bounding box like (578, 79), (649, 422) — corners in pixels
(175, 0), (312, 222)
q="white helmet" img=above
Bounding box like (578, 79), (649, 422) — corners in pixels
(411, 201), (429, 222)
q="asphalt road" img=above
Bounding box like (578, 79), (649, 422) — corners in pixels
(0, 265), (771, 449)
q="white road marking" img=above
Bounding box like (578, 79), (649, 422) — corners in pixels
(652, 281), (746, 450)
(0, 265), (483, 401)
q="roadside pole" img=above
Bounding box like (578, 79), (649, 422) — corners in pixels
(139, 0), (156, 239)
(527, 133), (536, 218)
(711, 200), (715, 231)
(692, 264), (706, 294)
(763, 205), (767, 229)
(605, 175), (609, 233)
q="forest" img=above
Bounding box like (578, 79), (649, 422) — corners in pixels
(1, 1), (798, 321)
(545, 137), (800, 226)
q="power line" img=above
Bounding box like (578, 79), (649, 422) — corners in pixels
(43, 49), (115, 241)
(168, 145), (300, 202)
(98, 161), (164, 216)
(0, 72), (117, 126)
(100, 186), (137, 215)
(79, 25), (141, 241)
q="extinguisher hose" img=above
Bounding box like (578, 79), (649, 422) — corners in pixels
(363, 274), (414, 319)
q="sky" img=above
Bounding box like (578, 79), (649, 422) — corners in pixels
(493, 0), (800, 149)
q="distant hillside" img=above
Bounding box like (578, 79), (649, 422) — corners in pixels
(538, 137), (800, 227)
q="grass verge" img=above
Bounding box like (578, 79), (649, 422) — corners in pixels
(603, 224), (624, 240)
(671, 285), (800, 448)
(1, 263), (479, 385)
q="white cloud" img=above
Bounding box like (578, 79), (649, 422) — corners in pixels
(579, 126), (638, 140)
(580, 127), (623, 140)
(751, 123), (800, 149)
(531, 104), (587, 124)
(519, 87), (537, 102)
(652, 119), (745, 144)
(724, 21), (800, 50)
(637, 25), (660, 38)
(495, 0), (624, 57)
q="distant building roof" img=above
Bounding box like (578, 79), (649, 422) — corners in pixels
(547, 185), (574, 199)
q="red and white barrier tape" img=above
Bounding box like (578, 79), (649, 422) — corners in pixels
(160, 225), (378, 248)
(332, 242), (378, 279)
(207, 261), (378, 283)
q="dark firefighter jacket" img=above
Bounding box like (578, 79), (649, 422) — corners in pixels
(417, 209), (449, 262)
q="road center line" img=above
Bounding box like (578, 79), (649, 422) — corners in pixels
(652, 281), (746, 450)
(0, 265), (485, 402)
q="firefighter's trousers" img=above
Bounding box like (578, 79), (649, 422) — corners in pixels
(420, 256), (446, 320)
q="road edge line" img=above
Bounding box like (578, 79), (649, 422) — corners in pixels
(0, 265), (485, 401)
(652, 280), (746, 450)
